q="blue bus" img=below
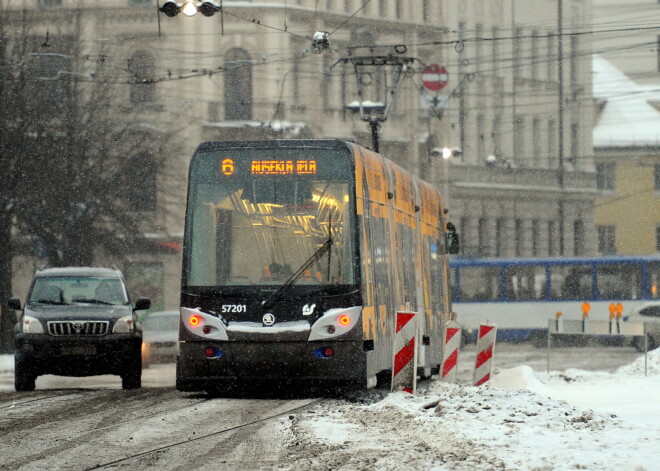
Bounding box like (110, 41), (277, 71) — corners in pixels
(449, 255), (660, 344)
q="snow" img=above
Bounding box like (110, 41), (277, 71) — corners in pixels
(284, 349), (660, 470)
(1, 349), (658, 469)
(593, 54), (660, 146)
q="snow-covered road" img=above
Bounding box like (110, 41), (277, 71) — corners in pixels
(0, 345), (657, 470)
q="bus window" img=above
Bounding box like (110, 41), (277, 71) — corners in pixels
(550, 264), (592, 300)
(504, 265), (546, 300)
(596, 264), (642, 300)
(648, 263), (660, 299)
(458, 266), (500, 301)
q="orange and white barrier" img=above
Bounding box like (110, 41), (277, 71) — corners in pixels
(391, 310), (418, 394)
(473, 323), (497, 386)
(441, 320), (462, 382)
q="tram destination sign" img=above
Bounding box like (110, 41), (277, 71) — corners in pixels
(220, 158), (318, 176)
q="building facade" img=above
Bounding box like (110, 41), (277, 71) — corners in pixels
(5, 0), (598, 308)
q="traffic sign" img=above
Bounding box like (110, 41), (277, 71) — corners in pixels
(422, 64), (448, 91)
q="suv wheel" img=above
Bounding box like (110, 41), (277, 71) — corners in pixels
(15, 358), (36, 392)
(121, 356), (142, 390)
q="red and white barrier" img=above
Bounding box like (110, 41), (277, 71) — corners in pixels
(441, 320), (462, 382)
(473, 323), (497, 386)
(391, 311), (418, 394)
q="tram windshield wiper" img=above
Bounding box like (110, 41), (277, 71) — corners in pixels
(261, 236), (333, 310)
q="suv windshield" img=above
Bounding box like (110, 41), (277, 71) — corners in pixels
(28, 277), (129, 306)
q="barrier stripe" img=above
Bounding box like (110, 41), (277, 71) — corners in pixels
(473, 323), (497, 386)
(393, 337), (416, 377)
(392, 311), (417, 394)
(441, 325), (461, 381)
(441, 348), (458, 378)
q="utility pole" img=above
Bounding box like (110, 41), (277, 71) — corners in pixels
(557, 0), (565, 256)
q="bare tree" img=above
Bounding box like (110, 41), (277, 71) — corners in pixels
(0, 9), (170, 351)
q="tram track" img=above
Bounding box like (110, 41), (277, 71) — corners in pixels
(83, 398), (323, 470)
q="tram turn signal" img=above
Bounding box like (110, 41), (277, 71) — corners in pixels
(339, 314), (351, 326)
(188, 314), (203, 326)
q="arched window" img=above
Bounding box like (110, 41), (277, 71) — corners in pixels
(129, 50), (156, 104)
(224, 48), (252, 120)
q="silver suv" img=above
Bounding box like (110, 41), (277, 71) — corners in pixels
(9, 267), (150, 391)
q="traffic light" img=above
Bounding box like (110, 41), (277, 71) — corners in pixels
(159, 0), (221, 17)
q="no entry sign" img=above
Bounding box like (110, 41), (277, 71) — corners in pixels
(422, 64), (448, 91)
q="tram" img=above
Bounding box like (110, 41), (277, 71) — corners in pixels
(175, 139), (457, 392)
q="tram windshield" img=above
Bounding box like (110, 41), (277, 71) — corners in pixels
(184, 147), (356, 288)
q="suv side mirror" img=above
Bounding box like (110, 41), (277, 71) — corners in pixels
(446, 222), (460, 255)
(8, 298), (21, 310)
(134, 298), (151, 311)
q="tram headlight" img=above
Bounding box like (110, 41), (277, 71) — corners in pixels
(308, 306), (361, 341)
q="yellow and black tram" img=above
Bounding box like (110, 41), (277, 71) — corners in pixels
(176, 139), (457, 393)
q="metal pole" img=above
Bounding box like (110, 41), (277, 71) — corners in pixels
(370, 120), (380, 153)
(557, 0), (565, 255)
(547, 319), (551, 373)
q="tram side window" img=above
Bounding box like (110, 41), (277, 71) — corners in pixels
(596, 264), (642, 300)
(550, 264), (592, 300)
(458, 266), (500, 301)
(504, 265), (547, 300)
(648, 262), (660, 299)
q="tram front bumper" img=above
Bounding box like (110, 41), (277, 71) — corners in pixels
(176, 340), (367, 391)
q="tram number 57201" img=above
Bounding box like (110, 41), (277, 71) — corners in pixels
(221, 304), (247, 313)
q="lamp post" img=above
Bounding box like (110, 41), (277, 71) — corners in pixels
(345, 101), (386, 153)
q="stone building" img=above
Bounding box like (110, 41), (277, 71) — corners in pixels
(4, 0), (597, 308)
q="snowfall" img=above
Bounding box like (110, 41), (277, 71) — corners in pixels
(1, 350), (659, 470)
(283, 350), (660, 471)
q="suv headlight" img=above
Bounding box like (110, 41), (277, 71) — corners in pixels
(112, 315), (135, 333)
(22, 315), (44, 334)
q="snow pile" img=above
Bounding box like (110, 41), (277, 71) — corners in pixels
(283, 358), (660, 471)
(616, 347), (660, 375)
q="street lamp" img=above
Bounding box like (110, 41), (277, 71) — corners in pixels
(159, 0), (221, 17)
(345, 101), (386, 153)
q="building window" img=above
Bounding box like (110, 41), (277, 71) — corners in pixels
(547, 120), (556, 168)
(38, 0), (62, 8)
(532, 219), (540, 256)
(478, 218), (489, 256)
(548, 221), (556, 256)
(532, 117), (541, 167)
(224, 48), (252, 120)
(460, 217), (470, 255)
(513, 27), (523, 79)
(325, 0), (333, 10)
(495, 218), (505, 257)
(515, 219), (524, 256)
(477, 114), (485, 162)
(344, 0), (351, 13)
(492, 26), (499, 74)
(570, 35), (580, 87)
(570, 123), (579, 167)
(129, 0), (151, 5)
(123, 153), (158, 213)
(422, 0), (430, 22)
(379, 0), (386, 16)
(514, 115), (525, 163)
(655, 163), (660, 190)
(597, 225), (616, 255)
(395, 0), (402, 19)
(596, 163), (615, 190)
(547, 33), (556, 80)
(573, 220), (585, 256)
(129, 50), (156, 104)
(475, 24), (482, 73)
(531, 30), (539, 80)
(24, 50), (73, 116)
(657, 225), (660, 252)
